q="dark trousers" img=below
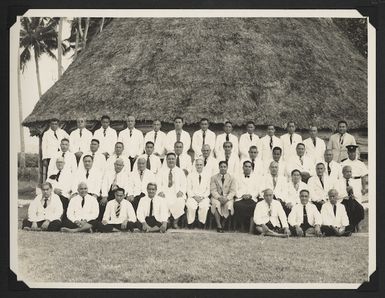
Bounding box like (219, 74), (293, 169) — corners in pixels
(132, 193), (146, 211)
(42, 158), (51, 181)
(22, 218), (62, 231)
(312, 201), (324, 212)
(62, 219), (99, 229)
(59, 195), (69, 220)
(138, 216), (163, 230)
(289, 222), (312, 236)
(234, 199), (256, 228)
(341, 197), (364, 232)
(95, 221), (136, 232)
(321, 225), (351, 237)
(255, 221), (284, 235)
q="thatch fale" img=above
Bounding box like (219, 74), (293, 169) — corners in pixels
(23, 18), (367, 135)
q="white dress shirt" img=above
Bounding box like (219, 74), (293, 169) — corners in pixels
(259, 135), (282, 161)
(215, 133), (239, 157)
(287, 155), (315, 176)
(336, 177), (363, 203)
(47, 150), (78, 176)
(164, 153), (192, 175)
(239, 133), (260, 159)
(216, 152), (240, 177)
(71, 167), (103, 196)
(323, 160), (342, 183)
(101, 170), (130, 197)
(103, 199), (136, 224)
(236, 172), (261, 201)
(187, 171), (211, 198)
(136, 195), (169, 223)
(165, 130), (191, 154)
(307, 175), (335, 203)
(156, 166), (187, 195)
(46, 168), (73, 198)
(193, 156), (218, 177)
(105, 153), (131, 173)
(321, 201), (349, 227)
(69, 128), (93, 153)
(118, 128), (144, 158)
(79, 151), (107, 173)
(93, 126), (118, 155)
(42, 128), (69, 159)
(192, 129), (216, 158)
(66, 194), (99, 222)
(27, 194), (63, 222)
(288, 203), (322, 227)
(286, 181), (309, 205)
(240, 157), (264, 178)
(304, 137), (326, 164)
(144, 130), (167, 158)
(127, 169), (156, 197)
(263, 158), (288, 179)
(327, 132), (357, 162)
(261, 174), (287, 200)
(340, 158), (368, 178)
(253, 199), (288, 228)
(280, 133), (303, 162)
(134, 153), (162, 174)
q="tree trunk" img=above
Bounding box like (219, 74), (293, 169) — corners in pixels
(57, 17), (63, 78)
(17, 44), (25, 168)
(74, 29), (79, 60)
(100, 18), (105, 32)
(38, 134), (43, 184)
(34, 49), (42, 98)
(83, 17), (90, 50)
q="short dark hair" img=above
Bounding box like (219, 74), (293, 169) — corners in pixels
(219, 160), (228, 167)
(50, 118), (59, 123)
(61, 138), (69, 143)
(101, 115), (110, 121)
(115, 187), (125, 194)
(267, 124), (275, 129)
(41, 182), (53, 189)
(83, 154), (93, 161)
(166, 152), (176, 158)
(316, 162), (325, 168)
(145, 141), (155, 147)
(300, 189), (310, 195)
(174, 116), (184, 122)
(287, 121), (296, 126)
(115, 142), (124, 147)
(243, 160), (252, 167)
(224, 121), (233, 126)
(174, 141), (184, 147)
(223, 141), (233, 148)
(338, 120), (348, 126)
(200, 118), (209, 123)
(246, 121), (255, 126)
(91, 138), (100, 144)
(296, 143), (305, 149)
(272, 146), (282, 153)
(249, 145), (258, 151)
(291, 169), (302, 176)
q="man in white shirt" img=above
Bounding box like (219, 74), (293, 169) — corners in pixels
(22, 182), (63, 231)
(69, 117), (93, 164)
(303, 126), (326, 164)
(144, 119), (167, 161)
(61, 182), (100, 233)
(156, 152), (187, 229)
(210, 161), (237, 233)
(192, 118), (216, 159)
(216, 141), (240, 176)
(321, 189), (351, 236)
(134, 141), (162, 174)
(240, 145), (264, 178)
(259, 125), (282, 162)
(280, 121), (303, 162)
(215, 121), (239, 158)
(287, 143), (315, 182)
(118, 115), (144, 171)
(101, 158), (130, 203)
(186, 159), (211, 229)
(105, 142), (130, 173)
(284, 169), (308, 215)
(71, 155), (102, 199)
(47, 138), (77, 176)
(263, 146), (288, 178)
(336, 165), (365, 203)
(171, 141), (192, 176)
(323, 149), (342, 183)
(127, 157), (156, 211)
(136, 183), (168, 233)
(234, 161), (261, 232)
(42, 118), (69, 179)
(308, 163), (335, 211)
(327, 120), (357, 162)
(288, 189), (322, 237)
(239, 121), (260, 160)
(261, 161), (287, 203)
(193, 144), (218, 177)
(165, 117), (191, 155)
(96, 188), (137, 232)
(253, 189), (290, 237)
(79, 139), (107, 173)
(93, 115), (118, 159)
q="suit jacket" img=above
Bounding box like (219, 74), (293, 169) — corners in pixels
(321, 201), (349, 227)
(327, 132), (356, 162)
(210, 173), (236, 200)
(308, 175), (335, 202)
(303, 137), (326, 164)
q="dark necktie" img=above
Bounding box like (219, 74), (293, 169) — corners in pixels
(290, 134), (293, 145)
(130, 130), (133, 137)
(225, 155), (229, 162)
(54, 131), (58, 139)
(81, 196), (85, 207)
(116, 203), (121, 217)
(251, 159), (255, 170)
(86, 170), (89, 179)
(146, 155), (151, 170)
(300, 156), (303, 166)
(168, 169), (173, 187)
(340, 134), (344, 145)
(226, 134), (230, 142)
(92, 152), (95, 159)
(202, 131), (206, 144)
(346, 178), (350, 187)
(250, 134), (252, 141)
(333, 204), (337, 216)
(199, 174), (202, 184)
(103, 128), (106, 137)
(319, 177), (324, 189)
(154, 131), (158, 142)
(273, 176), (277, 188)
(79, 129), (82, 138)
(176, 131), (181, 142)
(327, 162), (331, 176)
(204, 158), (207, 167)
(270, 136), (273, 149)
(43, 198), (48, 208)
(245, 175), (250, 178)
(221, 175), (225, 185)
(303, 205), (309, 225)
(62, 152), (65, 157)
(176, 155), (180, 167)
(149, 199), (153, 217)
(140, 171), (143, 181)
(56, 170), (61, 182)
(312, 137), (316, 147)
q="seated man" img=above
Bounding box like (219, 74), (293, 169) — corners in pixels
(79, 139), (107, 173)
(216, 141), (240, 177)
(284, 170), (308, 216)
(61, 182), (100, 233)
(22, 182), (63, 232)
(186, 158), (211, 229)
(136, 183), (168, 233)
(134, 141), (162, 174)
(156, 152), (187, 229)
(308, 163), (335, 211)
(320, 189), (351, 236)
(253, 189), (290, 237)
(288, 189), (322, 237)
(210, 161), (236, 233)
(240, 145), (264, 178)
(261, 161), (287, 203)
(71, 155), (102, 199)
(96, 188), (137, 232)
(234, 161), (261, 232)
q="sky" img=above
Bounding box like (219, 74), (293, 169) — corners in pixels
(17, 19), (73, 153)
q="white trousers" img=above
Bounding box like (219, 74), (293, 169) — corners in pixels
(210, 198), (234, 218)
(185, 197), (210, 224)
(164, 190), (186, 219)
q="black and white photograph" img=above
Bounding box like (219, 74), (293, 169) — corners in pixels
(9, 9), (376, 288)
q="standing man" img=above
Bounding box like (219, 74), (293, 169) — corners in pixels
(134, 141), (162, 175)
(323, 149), (342, 183)
(42, 118), (69, 179)
(287, 143), (315, 182)
(288, 189), (322, 237)
(253, 189), (290, 237)
(192, 118), (216, 159)
(156, 153), (187, 229)
(239, 121), (260, 160)
(69, 117), (93, 164)
(192, 144), (218, 177)
(303, 126), (326, 164)
(210, 161), (237, 233)
(186, 159), (211, 229)
(240, 145), (264, 178)
(259, 125), (282, 162)
(47, 138), (77, 176)
(170, 141), (192, 176)
(215, 121), (239, 158)
(216, 141), (240, 176)
(261, 161), (288, 203)
(327, 120), (357, 162)
(144, 120), (167, 161)
(165, 117), (191, 155)
(308, 163), (334, 211)
(93, 115), (118, 160)
(280, 121), (302, 162)
(118, 115), (144, 171)
(22, 182), (63, 232)
(79, 139), (107, 173)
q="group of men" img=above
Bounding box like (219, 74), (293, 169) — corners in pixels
(22, 116), (368, 236)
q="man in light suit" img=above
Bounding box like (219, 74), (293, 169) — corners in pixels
(323, 149), (342, 183)
(327, 120), (357, 162)
(69, 117), (93, 164)
(210, 160), (237, 233)
(308, 163), (335, 211)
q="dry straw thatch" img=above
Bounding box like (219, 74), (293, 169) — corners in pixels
(23, 18), (367, 135)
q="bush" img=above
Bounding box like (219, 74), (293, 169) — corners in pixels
(18, 153), (39, 168)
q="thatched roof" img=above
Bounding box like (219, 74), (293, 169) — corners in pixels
(23, 18), (367, 135)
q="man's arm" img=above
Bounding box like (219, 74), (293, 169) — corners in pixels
(210, 177), (221, 200)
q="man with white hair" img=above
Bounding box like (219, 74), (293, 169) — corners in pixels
(261, 161), (287, 203)
(69, 117), (93, 164)
(186, 158), (211, 229)
(323, 149), (342, 183)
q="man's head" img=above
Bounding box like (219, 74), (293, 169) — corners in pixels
(324, 149), (333, 163)
(56, 157), (65, 171)
(195, 158), (204, 173)
(137, 157), (147, 172)
(77, 117), (86, 129)
(145, 141), (155, 155)
(224, 121), (233, 134)
(223, 141), (233, 155)
(338, 120), (348, 135)
(50, 118), (59, 131)
(166, 152), (176, 168)
(269, 161), (279, 176)
(291, 169), (302, 184)
(114, 142), (124, 155)
(272, 146), (282, 162)
(174, 141), (184, 155)
(248, 145), (258, 160)
(82, 155), (93, 170)
(101, 115), (110, 129)
(328, 189), (339, 205)
(153, 119), (161, 132)
(174, 117), (184, 130)
(342, 165), (352, 179)
(200, 118), (209, 131)
(309, 126), (318, 138)
(126, 115), (136, 129)
(243, 161), (252, 176)
(316, 162), (325, 177)
(287, 121), (296, 134)
(147, 183), (157, 198)
(90, 139), (100, 153)
(347, 145), (358, 161)
(296, 143), (306, 157)
(77, 182), (88, 197)
(299, 189), (310, 205)
(60, 138), (70, 152)
(201, 144), (211, 158)
(246, 121), (255, 134)
(114, 158), (125, 173)
(114, 187), (125, 203)
(219, 161), (228, 175)
(267, 125), (275, 136)
(263, 188), (274, 205)
(41, 182), (52, 198)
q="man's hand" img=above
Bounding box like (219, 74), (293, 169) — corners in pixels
(53, 188), (62, 196)
(242, 194), (252, 200)
(121, 220), (128, 230)
(74, 220), (82, 227)
(102, 219), (108, 225)
(31, 221), (39, 231)
(142, 222), (149, 232)
(284, 227), (291, 236)
(285, 202), (293, 209)
(100, 197), (108, 206)
(41, 220), (50, 231)
(295, 225), (304, 237)
(158, 192), (165, 198)
(126, 195), (135, 202)
(176, 191), (184, 198)
(70, 193), (77, 199)
(314, 225), (322, 237)
(160, 222), (167, 233)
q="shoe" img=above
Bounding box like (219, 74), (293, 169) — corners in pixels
(172, 222), (179, 229)
(22, 227), (31, 231)
(217, 227), (224, 233)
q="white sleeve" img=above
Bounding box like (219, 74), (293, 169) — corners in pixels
(126, 202), (137, 222)
(27, 199), (38, 222)
(136, 200), (145, 223)
(48, 196), (63, 221)
(287, 206), (297, 227)
(278, 203), (289, 228)
(90, 198), (100, 221)
(102, 202), (111, 222)
(66, 199), (76, 222)
(42, 132), (49, 159)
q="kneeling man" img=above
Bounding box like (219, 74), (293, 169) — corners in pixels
(288, 189), (322, 237)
